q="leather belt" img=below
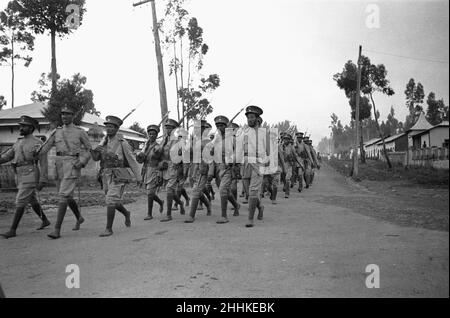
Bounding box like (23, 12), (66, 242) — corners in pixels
(56, 152), (79, 157)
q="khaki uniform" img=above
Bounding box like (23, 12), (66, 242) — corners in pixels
(39, 124), (92, 200)
(192, 138), (215, 199)
(236, 126), (268, 199)
(138, 140), (163, 196)
(294, 140), (313, 188)
(0, 135), (48, 207)
(161, 134), (181, 193)
(91, 135), (141, 205)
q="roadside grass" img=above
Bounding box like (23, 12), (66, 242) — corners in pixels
(327, 158), (449, 188)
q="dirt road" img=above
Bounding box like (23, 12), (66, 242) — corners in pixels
(0, 164), (448, 298)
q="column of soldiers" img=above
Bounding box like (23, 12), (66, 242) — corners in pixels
(0, 105), (321, 239)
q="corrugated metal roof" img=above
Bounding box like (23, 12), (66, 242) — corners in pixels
(376, 133), (406, 145)
(364, 137), (382, 147)
(409, 112), (433, 131)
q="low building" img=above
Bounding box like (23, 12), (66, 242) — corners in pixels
(375, 133), (408, 152)
(364, 137), (382, 158)
(404, 112), (433, 150)
(411, 121), (449, 149)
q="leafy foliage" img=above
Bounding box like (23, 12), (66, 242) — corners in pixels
(40, 73), (98, 127)
(426, 92), (448, 125)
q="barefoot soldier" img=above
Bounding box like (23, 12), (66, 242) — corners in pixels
(37, 106), (91, 240)
(91, 116), (141, 237)
(137, 124), (165, 221)
(0, 116), (51, 239)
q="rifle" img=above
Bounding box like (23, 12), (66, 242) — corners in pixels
(229, 99), (253, 124)
(122, 100), (144, 122)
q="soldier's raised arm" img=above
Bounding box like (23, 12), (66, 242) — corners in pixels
(37, 130), (56, 155)
(0, 146), (15, 164)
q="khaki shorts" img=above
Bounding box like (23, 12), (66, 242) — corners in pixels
(103, 171), (126, 205)
(15, 187), (38, 207)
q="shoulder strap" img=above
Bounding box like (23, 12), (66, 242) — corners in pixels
(60, 129), (72, 153)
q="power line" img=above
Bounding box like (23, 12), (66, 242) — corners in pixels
(363, 48), (449, 64)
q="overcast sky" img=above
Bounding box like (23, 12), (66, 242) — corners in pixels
(0, 0), (448, 146)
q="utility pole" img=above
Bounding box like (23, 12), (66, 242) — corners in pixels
(353, 45), (362, 179)
(133, 0), (168, 123)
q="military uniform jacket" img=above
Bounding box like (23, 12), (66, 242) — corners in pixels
(235, 125), (270, 176)
(0, 135), (48, 188)
(294, 141), (313, 165)
(40, 124), (92, 165)
(91, 135), (141, 181)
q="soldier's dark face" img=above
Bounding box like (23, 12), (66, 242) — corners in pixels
(19, 124), (33, 136)
(106, 123), (119, 137)
(61, 112), (74, 125)
(297, 137), (303, 143)
(216, 123), (226, 135)
(165, 126), (174, 136)
(148, 130), (157, 142)
(247, 114), (257, 128)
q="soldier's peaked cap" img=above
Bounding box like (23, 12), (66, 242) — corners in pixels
(104, 115), (123, 127)
(147, 125), (160, 133)
(19, 115), (38, 129)
(296, 132), (304, 136)
(214, 116), (229, 126)
(201, 120), (212, 129)
(245, 105), (263, 117)
(164, 119), (179, 128)
(61, 106), (75, 114)
(230, 122), (240, 129)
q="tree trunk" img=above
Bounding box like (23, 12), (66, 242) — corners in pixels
(370, 93), (392, 168)
(150, 0), (169, 124)
(11, 31), (14, 108)
(359, 120), (366, 163)
(51, 29), (58, 93)
(173, 42), (180, 122)
(180, 37), (186, 128)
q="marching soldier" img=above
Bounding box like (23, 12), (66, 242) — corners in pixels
(265, 129), (286, 204)
(137, 124), (165, 221)
(0, 116), (50, 239)
(160, 119), (185, 222)
(212, 115), (241, 224)
(236, 106), (268, 228)
(302, 136), (316, 188)
(305, 138), (320, 184)
(91, 116), (141, 237)
(229, 122), (241, 215)
(37, 107), (92, 240)
(184, 120), (214, 223)
(294, 132), (313, 191)
(281, 134), (298, 199)
(173, 130), (191, 211)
